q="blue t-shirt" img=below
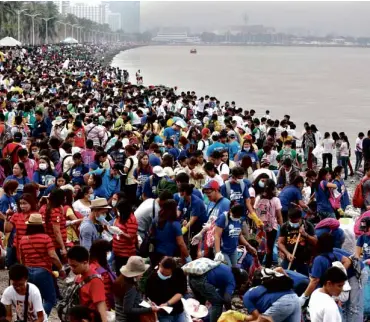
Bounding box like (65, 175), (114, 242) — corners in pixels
(167, 147), (180, 160)
(134, 168), (152, 198)
(153, 135), (163, 144)
(278, 185), (303, 212)
(357, 234), (370, 260)
(311, 250), (344, 280)
(142, 175), (161, 199)
(174, 190), (203, 204)
(178, 195), (207, 228)
(220, 180), (250, 214)
(163, 127), (180, 145)
(207, 142), (226, 157)
(69, 165), (89, 185)
(94, 185), (108, 199)
(333, 179), (350, 210)
(206, 197), (231, 219)
(315, 227), (345, 249)
(149, 154), (161, 167)
(5, 175), (30, 200)
(243, 285), (294, 314)
(236, 151), (258, 163)
(153, 220), (182, 256)
(216, 213), (242, 254)
(316, 180), (334, 213)
(89, 169), (120, 199)
(206, 264), (236, 296)
(0, 194), (17, 214)
(228, 141), (240, 160)
(89, 161), (101, 171)
(32, 170), (56, 196)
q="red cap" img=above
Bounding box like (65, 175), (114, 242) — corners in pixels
(201, 128), (210, 136)
(202, 180), (220, 191)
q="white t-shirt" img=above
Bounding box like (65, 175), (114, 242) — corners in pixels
(134, 198), (160, 236)
(1, 283), (47, 322)
(217, 162), (230, 177)
(197, 139), (210, 159)
(73, 199), (91, 217)
(355, 137), (363, 152)
(205, 174), (224, 187)
(322, 138), (334, 154)
(125, 156), (139, 185)
(308, 289), (342, 322)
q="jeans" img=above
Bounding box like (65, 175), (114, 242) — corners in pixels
(342, 268), (368, 322)
(159, 312), (186, 322)
(318, 211), (336, 220)
(265, 229), (277, 268)
(355, 151), (363, 171)
(28, 267), (57, 315)
(340, 156), (349, 179)
(189, 275), (224, 322)
(264, 293), (301, 322)
(222, 250), (238, 267)
(322, 153), (333, 170)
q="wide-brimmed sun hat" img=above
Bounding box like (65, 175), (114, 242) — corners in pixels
(90, 198), (111, 209)
(120, 256), (150, 278)
(26, 213), (44, 225)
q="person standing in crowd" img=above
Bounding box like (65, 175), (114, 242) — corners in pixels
(321, 132), (334, 170)
(315, 168), (338, 219)
(2, 132), (23, 164)
(67, 246), (107, 322)
(362, 130), (370, 164)
(355, 132), (364, 172)
(112, 199), (138, 274)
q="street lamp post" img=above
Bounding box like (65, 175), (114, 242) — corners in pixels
(14, 9), (27, 42)
(72, 24), (79, 40)
(56, 21), (67, 40)
(41, 17), (55, 44)
(25, 13), (41, 45)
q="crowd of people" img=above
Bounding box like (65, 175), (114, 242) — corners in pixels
(0, 41), (368, 322)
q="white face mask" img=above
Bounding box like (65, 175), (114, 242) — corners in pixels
(341, 173), (345, 179)
(39, 163), (48, 170)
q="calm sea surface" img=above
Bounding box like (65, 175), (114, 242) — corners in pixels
(111, 45), (370, 141)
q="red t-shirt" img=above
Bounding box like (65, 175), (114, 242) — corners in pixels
(40, 205), (67, 249)
(112, 214), (138, 258)
(90, 261), (114, 310)
(19, 233), (54, 272)
(10, 212), (32, 250)
(76, 268), (106, 310)
(74, 128), (86, 149)
(3, 142), (21, 164)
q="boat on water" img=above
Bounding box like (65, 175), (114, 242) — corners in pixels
(190, 48), (197, 54)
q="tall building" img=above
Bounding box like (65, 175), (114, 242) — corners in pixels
(68, 3), (107, 24)
(107, 12), (122, 31)
(107, 1), (140, 33)
(53, 0), (70, 15)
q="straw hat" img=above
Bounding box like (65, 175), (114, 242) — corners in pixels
(120, 256), (150, 278)
(26, 213), (44, 225)
(90, 198), (111, 209)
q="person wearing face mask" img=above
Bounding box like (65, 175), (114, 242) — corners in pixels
(112, 199), (138, 275)
(145, 256), (187, 322)
(79, 198), (111, 251)
(235, 139), (260, 170)
(85, 163), (122, 201)
(214, 204), (257, 267)
(332, 166), (350, 216)
(32, 156), (56, 197)
(278, 208), (316, 276)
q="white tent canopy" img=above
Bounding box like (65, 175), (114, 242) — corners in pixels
(0, 36), (21, 47)
(62, 37), (78, 44)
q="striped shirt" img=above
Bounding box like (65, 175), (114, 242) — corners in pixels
(10, 212), (32, 250)
(40, 206), (67, 249)
(19, 234), (54, 272)
(112, 214), (138, 258)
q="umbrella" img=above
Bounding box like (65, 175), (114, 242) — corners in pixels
(0, 36), (21, 47)
(62, 37), (78, 44)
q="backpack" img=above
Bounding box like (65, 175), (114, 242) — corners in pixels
(353, 178), (370, 208)
(95, 266), (117, 309)
(199, 139), (209, 152)
(224, 180), (245, 199)
(157, 177), (178, 195)
(182, 257), (221, 275)
(5, 144), (21, 162)
(320, 181), (342, 210)
(281, 148), (294, 162)
(56, 274), (101, 322)
(55, 154), (71, 175)
(255, 198), (275, 232)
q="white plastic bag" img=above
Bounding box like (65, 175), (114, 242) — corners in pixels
(312, 145), (324, 159)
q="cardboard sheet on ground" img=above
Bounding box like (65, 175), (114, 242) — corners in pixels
(140, 300), (173, 314)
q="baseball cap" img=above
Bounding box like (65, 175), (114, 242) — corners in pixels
(201, 128), (210, 136)
(202, 180), (220, 191)
(212, 131), (220, 138)
(227, 130), (236, 138)
(175, 120), (185, 128)
(14, 132), (22, 141)
(153, 165), (166, 177)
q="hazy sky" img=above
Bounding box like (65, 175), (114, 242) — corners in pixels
(139, 1), (370, 37)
